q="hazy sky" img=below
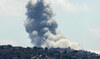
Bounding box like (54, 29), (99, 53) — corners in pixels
(0, 0), (100, 54)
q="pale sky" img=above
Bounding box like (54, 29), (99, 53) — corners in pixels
(0, 0), (100, 54)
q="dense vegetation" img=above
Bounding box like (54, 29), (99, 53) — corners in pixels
(0, 45), (99, 59)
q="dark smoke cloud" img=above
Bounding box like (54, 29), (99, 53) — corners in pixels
(24, 0), (82, 49)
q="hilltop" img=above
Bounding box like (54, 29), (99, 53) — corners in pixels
(0, 45), (100, 59)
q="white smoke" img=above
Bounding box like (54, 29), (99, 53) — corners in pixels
(24, 0), (82, 50)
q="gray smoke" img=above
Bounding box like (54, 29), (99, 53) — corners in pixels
(24, 0), (82, 50)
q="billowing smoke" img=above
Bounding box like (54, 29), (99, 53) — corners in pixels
(24, 0), (82, 50)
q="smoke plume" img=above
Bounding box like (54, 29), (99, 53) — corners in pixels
(24, 0), (82, 50)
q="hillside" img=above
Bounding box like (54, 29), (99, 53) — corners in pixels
(0, 45), (100, 59)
